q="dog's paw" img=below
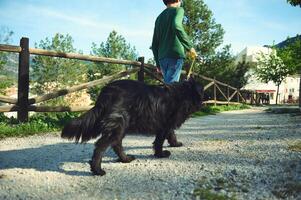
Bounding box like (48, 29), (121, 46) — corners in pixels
(89, 160), (106, 176)
(117, 155), (136, 163)
(169, 141), (183, 147)
(91, 168), (106, 176)
(154, 150), (171, 158)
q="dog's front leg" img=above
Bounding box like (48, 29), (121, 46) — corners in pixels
(153, 132), (171, 158)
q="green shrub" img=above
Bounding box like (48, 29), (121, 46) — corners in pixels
(0, 112), (82, 139)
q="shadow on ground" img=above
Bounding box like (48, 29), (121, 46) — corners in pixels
(0, 142), (153, 176)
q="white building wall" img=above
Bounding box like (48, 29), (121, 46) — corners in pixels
(237, 46), (300, 104)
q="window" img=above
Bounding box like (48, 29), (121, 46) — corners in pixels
(270, 93), (274, 100)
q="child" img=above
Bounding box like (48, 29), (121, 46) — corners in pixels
(151, 0), (197, 83)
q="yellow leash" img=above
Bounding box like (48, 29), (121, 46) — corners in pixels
(186, 58), (195, 79)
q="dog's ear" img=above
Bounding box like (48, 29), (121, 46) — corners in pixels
(195, 82), (203, 97)
(190, 78), (203, 98)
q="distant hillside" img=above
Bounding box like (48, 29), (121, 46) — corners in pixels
(275, 35), (301, 49)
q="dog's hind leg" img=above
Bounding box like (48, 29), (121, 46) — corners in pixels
(90, 135), (112, 176)
(153, 131), (171, 158)
(112, 141), (135, 163)
(90, 112), (128, 175)
(167, 130), (183, 147)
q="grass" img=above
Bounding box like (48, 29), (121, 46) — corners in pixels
(193, 176), (237, 200)
(288, 141), (301, 152)
(192, 104), (250, 118)
(0, 104), (250, 139)
(0, 112), (81, 139)
(193, 188), (236, 200)
(272, 182), (301, 199)
(265, 106), (300, 114)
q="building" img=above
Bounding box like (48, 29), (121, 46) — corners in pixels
(236, 46), (300, 104)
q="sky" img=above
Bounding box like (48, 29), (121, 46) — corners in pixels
(0, 0), (300, 60)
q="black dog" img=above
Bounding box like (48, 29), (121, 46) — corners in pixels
(61, 77), (203, 175)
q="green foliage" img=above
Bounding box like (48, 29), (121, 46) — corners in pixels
(277, 35), (301, 75)
(287, 0), (301, 7)
(193, 188), (236, 200)
(195, 45), (251, 89)
(88, 30), (138, 101)
(255, 49), (290, 104)
(192, 104), (250, 117)
(0, 112), (81, 139)
(288, 140), (301, 152)
(182, 1), (250, 88)
(182, 0), (224, 57)
(0, 27), (15, 94)
(255, 49), (289, 86)
(0, 77), (14, 95)
(0, 27), (14, 72)
(31, 33), (87, 98)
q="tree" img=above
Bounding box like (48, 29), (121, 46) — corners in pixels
(277, 36), (301, 75)
(287, 0), (301, 7)
(193, 45), (251, 89)
(31, 33), (87, 105)
(181, 0), (251, 88)
(277, 36), (301, 108)
(0, 27), (14, 94)
(182, 0), (224, 57)
(88, 30), (138, 101)
(255, 50), (290, 104)
(0, 27), (14, 72)
(285, 3), (301, 108)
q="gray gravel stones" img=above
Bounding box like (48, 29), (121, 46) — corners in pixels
(0, 107), (300, 200)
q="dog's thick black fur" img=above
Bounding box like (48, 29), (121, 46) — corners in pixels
(61, 78), (203, 175)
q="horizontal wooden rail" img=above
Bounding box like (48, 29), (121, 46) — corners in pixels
(0, 105), (18, 112)
(204, 100), (241, 105)
(0, 39), (248, 118)
(0, 95), (18, 104)
(29, 48), (142, 66)
(0, 44), (142, 66)
(0, 44), (21, 53)
(0, 100), (243, 113)
(28, 105), (94, 112)
(0, 105), (93, 112)
(193, 73), (237, 91)
(29, 68), (139, 104)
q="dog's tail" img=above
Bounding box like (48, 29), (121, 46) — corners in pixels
(61, 106), (103, 143)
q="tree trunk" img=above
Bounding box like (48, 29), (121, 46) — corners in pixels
(299, 70), (301, 112)
(276, 84), (280, 105)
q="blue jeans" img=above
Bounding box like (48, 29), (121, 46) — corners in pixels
(159, 58), (184, 84)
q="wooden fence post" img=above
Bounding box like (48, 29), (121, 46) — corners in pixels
(138, 57), (144, 82)
(237, 89), (240, 103)
(17, 37), (30, 122)
(213, 77), (217, 106)
(227, 86), (230, 105)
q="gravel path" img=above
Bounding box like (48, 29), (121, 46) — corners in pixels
(0, 107), (300, 200)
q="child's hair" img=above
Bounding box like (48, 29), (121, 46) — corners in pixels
(163, 0), (179, 6)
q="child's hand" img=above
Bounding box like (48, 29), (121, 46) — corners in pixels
(187, 48), (197, 59)
(156, 67), (162, 74)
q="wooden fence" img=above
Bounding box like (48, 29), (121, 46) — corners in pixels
(0, 37), (246, 122)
